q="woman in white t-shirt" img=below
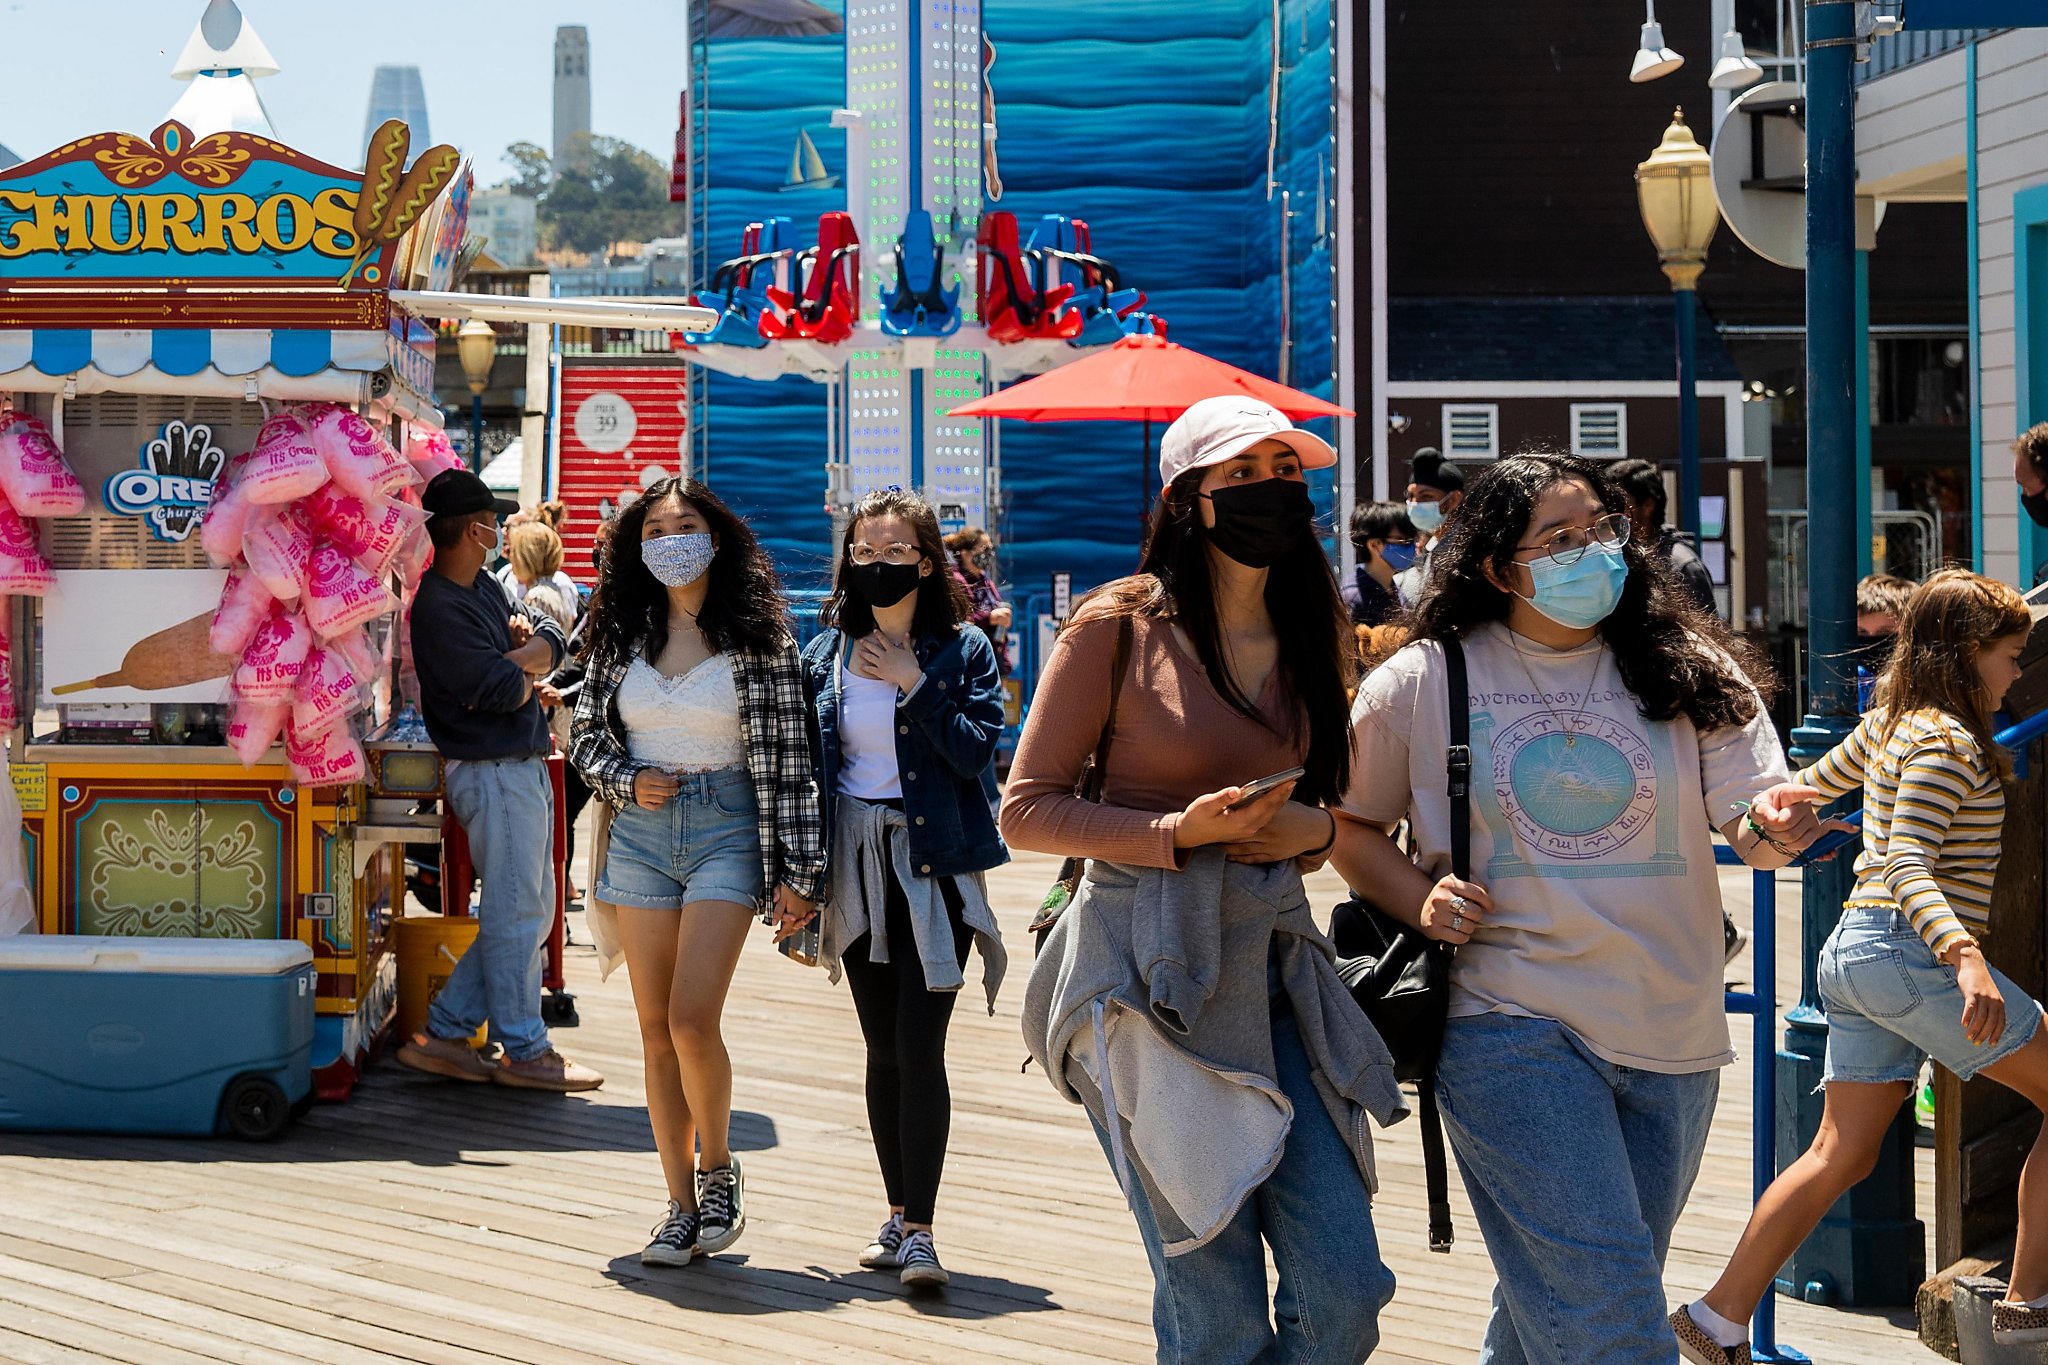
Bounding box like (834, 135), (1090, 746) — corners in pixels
(1332, 452), (1842, 1364)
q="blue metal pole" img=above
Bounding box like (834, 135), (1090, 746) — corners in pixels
(1781, 0), (1926, 1308)
(469, 393), (484, 473)
(1676, 287), (1702, 539)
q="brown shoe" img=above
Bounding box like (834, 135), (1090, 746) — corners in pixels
(491, 1048), (604, 1092)
(394, 1032), (495, 1083)
(1670, 1308), (1746, 1365)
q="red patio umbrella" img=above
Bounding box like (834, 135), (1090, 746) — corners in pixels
(949, 332), (1354, 526)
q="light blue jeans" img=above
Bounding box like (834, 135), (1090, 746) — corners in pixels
(1092, 1003), (1396, 1364)
(429, 756), (555, 1062)
(1435, 1011), (1719, 1365)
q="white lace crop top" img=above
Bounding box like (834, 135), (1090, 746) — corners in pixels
(615, 655), (745, 772)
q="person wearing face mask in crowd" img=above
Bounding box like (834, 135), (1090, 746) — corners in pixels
(944, 526), (1012, 676)
(1006, 397), (1403, 1362)
(397, 471), (602, 1093)
(567, 478), (826, 1268)
(1331, 451), (1844, 1365)
(1341, 499), (1418, 627)
(1855, 572), (1912, 713)
(1397, 447), (1464, 608)
(800, 490), (1010, 1290)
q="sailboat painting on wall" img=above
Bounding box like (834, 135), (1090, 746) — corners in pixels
(779, 127), (839, 191)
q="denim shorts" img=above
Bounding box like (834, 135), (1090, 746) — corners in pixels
(595, 766), (764, 910)
(1819, 908), (2043, 1084)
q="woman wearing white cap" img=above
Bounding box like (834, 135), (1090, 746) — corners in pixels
(1006, 397), (1403, 1362)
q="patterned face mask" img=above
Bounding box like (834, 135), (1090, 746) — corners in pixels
(642, 532), (715, 587)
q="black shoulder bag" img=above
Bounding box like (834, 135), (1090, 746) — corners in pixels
(1330, 634), (1469, 1252)
(1028, 613), (1134, 955)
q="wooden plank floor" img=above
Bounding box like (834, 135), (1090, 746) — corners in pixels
(0, 851), (1932, 1363)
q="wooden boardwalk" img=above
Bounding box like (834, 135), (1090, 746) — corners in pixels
(0, 853), (1931, 1363)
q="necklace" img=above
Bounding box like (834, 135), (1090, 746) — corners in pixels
(1505, 627), (1605, 747)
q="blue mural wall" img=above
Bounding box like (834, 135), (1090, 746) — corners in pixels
(690, 0), (1335, 597)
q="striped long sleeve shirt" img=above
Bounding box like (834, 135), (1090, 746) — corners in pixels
(1797, 707), (2003, 956)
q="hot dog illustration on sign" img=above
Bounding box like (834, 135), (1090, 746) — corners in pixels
(104, 421), (228, 542)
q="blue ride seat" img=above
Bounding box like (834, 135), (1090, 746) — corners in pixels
(880, 210), (962, 338)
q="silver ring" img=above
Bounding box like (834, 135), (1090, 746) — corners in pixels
(1449, 895), (1470, 913)
(1451, 913), (1466, 932)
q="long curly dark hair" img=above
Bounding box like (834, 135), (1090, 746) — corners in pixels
(1085, 468), (1355, 806)
(581, 477), (789, 674)
(820, 488), (970, 638)
(1408, 451), (1770, 731)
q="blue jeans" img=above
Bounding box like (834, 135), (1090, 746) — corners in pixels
(429, 756), (555, 1062)
(1092, 1003), (1395, 1364)
(1435, 1012), (1719, 1365)
(1820, 908), (2042, 1083)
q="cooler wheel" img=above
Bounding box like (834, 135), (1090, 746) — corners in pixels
(541, 990), (580, 1027)
(221, 1075), (293, 1141)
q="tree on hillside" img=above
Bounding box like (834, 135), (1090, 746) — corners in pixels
(499, 136), (684, 257)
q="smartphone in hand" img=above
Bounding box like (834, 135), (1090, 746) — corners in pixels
(1225, 765), (1307, 813)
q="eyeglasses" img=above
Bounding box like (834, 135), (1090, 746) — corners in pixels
(1514, 512), (1631, 567)
(849, 541), (922, 566)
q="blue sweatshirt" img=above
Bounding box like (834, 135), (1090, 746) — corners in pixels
(409, 569), (565, 761)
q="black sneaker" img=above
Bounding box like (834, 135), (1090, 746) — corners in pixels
(696, 1160), (745, 1253)
(1723, 912), (1749, 968)
(860, 1214), (906, 1269)
(898, 1229), (948, 1289)
(641, 1201), (698, 1268)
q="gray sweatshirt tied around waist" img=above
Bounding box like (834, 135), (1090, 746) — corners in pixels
(1021, 849), (1407, 1255)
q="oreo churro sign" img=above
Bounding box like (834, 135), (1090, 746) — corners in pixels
(104, 421), (226, 542)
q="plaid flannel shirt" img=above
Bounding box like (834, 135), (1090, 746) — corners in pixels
(568, 634), (826, 903)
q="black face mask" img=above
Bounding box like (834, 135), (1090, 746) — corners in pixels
(1855, 632), (1895, 673)
(1202, 478), (1315, 568)
(853, 560), (923, 609)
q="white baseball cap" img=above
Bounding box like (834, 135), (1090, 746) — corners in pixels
(1159, 396), (1337, 489)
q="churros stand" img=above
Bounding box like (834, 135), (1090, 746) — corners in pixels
(0, 115), (472, 1102)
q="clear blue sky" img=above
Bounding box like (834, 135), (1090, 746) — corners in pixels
(0, 1), (687, 185)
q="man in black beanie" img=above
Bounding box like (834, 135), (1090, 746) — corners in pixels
(1397, 447), (1464, 607)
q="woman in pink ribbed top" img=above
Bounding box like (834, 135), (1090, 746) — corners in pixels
(1001, 397), (1387, 1363)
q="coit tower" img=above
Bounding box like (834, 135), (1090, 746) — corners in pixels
(553, 26), (591, 168)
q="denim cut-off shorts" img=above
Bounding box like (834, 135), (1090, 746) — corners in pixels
(595, 766), (764, 911)
(1818, 908), (2043, 1084)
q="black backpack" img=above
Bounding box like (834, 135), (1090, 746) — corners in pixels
(1331, 634), (1468, 1252)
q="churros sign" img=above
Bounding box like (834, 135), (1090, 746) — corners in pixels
(0, 119), (460, 327)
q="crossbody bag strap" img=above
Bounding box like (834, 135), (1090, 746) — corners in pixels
(1426, 633), (1471, 1255)
(1079, 613), (1134, 801)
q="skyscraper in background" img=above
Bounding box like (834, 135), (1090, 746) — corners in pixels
(553, 26), (591, 168)
(363, 65), (429, 147)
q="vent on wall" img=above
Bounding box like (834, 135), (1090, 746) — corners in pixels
(1441, 404), (1499, 460)
(1570, 404), (1628, 458)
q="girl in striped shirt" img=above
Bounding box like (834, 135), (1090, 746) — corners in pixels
(1679, 570), (2048, 1361)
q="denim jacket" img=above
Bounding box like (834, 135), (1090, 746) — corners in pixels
(802, 624), (1008, 879)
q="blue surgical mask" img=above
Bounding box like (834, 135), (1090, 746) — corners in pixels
(1517, 544), (1629, 629)
(1405, 499), (1445, 534)
(1378, 541), (1418, 574)
(642, 532), (715, 588)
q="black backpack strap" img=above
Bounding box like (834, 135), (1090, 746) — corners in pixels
(1444, 635), (1471, 881)
(1426, 634), (1470, 1254)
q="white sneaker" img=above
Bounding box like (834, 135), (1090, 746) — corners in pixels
(859, 1214), (907, 1269)
(696, 1160), (745, 1253)
(898, 1229), (949, 1289)
(641, 1202), (697, 1268)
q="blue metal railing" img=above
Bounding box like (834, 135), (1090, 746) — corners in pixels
(1855, 27), (1995, 83)
(1715, 844), (1803, 1362)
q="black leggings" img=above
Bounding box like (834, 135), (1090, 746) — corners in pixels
(841, 870), (972, 1226)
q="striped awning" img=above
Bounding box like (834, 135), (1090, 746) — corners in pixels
(0, 327), (436, 416)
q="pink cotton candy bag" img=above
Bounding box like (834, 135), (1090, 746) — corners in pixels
(302, 545), (395, 640)
(226, 698), (289, 767)
(238, 411), (330, 506)
(302, 485), (427, 577)
(209, 567), (277, 656)
(290, 646), (364, 740)
(233, 607), (312, 702)
(286, 724), (367, 787)
(0, 503), (55, 596)
(0, 412), (86, 517)
(243, 507), (313, 602)
(305, 406), (414, 501)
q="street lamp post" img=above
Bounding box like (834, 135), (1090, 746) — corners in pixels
(456, 317), (498, 472)
(1635, 109), (1719, 542)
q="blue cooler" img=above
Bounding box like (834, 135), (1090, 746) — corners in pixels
(0, 936), (317, 1140)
